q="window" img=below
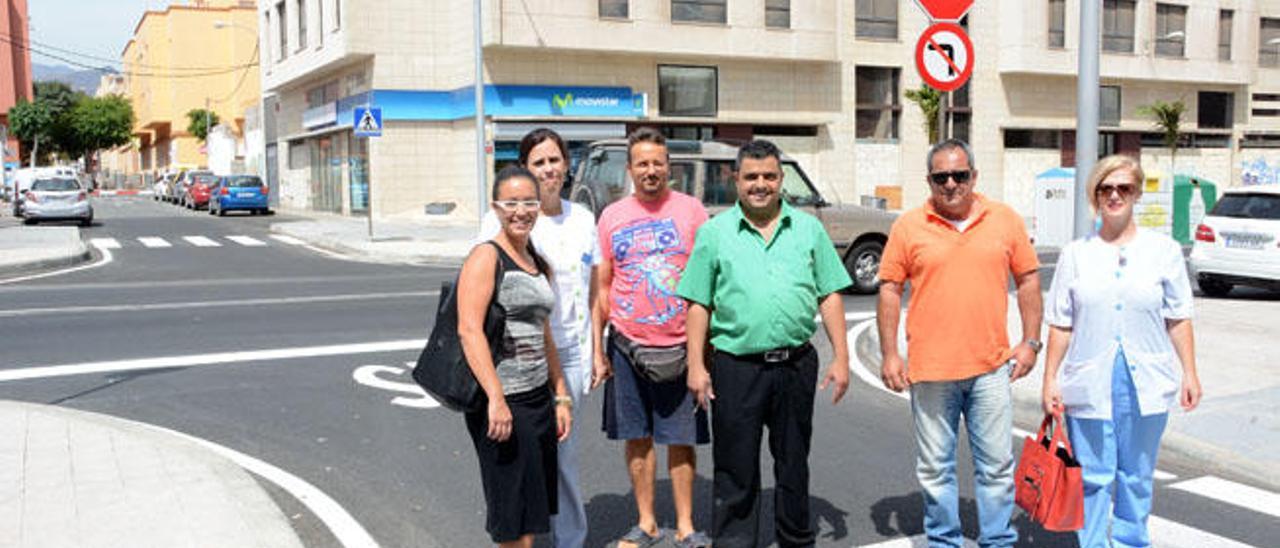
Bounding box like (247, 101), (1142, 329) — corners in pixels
(288, 140), (308, 169)
(335, 0), (341, 29)
(1048, 0), (1066, 48)
(600, 0), (628, 18)
(1004, 129), (1062, 149)
(1198, 92), (1233, 129)
(276, 2), (287, 60)
(855, 66), (900, 140)
(946, 83), (972, 143)
(672, 0), (726, 24)
(658, 65), (718, 117)
(1260, 18), (1280, 68)
(1100, 85), (1121, 127)
(297, 0), (308, 50)
(1219, 10), (1233, 61)
(1253, 109), (1280, 117)
(1241, 133), (1280, 148)
(316, 0), (324, 45)
(263, 13), (272, 65)
(703, 161), (736, 205)
(1210, 193), (1280, 220)
(856, 0), (898, 40)
(1103, 0), (1136, 53)
(766, 0), (790, 29)
(1155, 4), (1186, 58)
(1253, 93), (1280, 102)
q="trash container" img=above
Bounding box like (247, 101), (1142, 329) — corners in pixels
(1172, 174), (1217, 245)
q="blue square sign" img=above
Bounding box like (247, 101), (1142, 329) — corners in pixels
(353, 107), (382, 137)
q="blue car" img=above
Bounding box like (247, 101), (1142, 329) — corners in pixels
(209, 175), (270, 216)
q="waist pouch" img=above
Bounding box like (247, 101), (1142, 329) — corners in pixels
(611, 329), (687, 384)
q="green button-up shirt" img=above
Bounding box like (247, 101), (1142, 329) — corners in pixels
(677, 201), (852, 355)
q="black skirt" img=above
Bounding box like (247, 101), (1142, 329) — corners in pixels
(465, 387), (558, 543)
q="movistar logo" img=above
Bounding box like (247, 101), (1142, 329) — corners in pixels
(552, 92), (621, 111)
(553, 93), (573, 110)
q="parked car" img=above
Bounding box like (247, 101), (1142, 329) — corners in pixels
(169, 170), (207, 205)
(209, 175), (270, 216)
(569, 139), (897, 294)
(182, 172), (220, 210)
(152, 175), (168, 200)
(1189, 183), (1280, 296)
(21, 177), (93, 226)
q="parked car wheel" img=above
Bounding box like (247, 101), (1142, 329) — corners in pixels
(217, 206), (226, 217)
(79, 217), (93, 227)
(843, 240), (885, 295)
(1197, 275), (1233, 297)
(22, 218), (36, 226)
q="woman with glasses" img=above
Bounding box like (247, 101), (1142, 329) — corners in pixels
(460, 165), (574, 548)
(1041, 155), (1203, 548)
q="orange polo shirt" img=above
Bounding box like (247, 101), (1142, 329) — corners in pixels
(879, 194), (1039, 383)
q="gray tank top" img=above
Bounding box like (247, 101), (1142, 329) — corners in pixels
(491, 242), (556, 395)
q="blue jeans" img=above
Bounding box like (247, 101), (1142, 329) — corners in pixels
(910, 363), (1017, 548)
(552, 345), (588, 548)
(1065, 351), (1168, 548)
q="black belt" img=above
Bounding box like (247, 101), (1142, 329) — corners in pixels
(719, 343), (813, 364)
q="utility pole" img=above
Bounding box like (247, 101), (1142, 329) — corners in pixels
(473, 0), (486, 229)
(1074, 0), (1101, 238)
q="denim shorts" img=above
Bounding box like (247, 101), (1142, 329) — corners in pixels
(601, 336), (709, 446)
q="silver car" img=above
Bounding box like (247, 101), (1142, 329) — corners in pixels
(22, 177), (94, 227)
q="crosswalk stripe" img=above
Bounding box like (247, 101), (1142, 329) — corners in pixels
(137, 237), (172, 248)
(268, 234), (307, 246)
(856, 515), (1254, 547)
(89, 238), (120, 250)
(183, 236), (221, 247)
(227, 235), (268, 247)
(1170, 476), (1280, 519)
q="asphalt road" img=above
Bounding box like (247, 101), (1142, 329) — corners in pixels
(0, 196), (1274, 547)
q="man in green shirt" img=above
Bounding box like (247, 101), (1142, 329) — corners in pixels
(677, 139), (852, 548)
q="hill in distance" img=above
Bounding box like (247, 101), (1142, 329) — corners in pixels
(32, 62), (115, 95)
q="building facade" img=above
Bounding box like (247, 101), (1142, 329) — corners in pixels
(123, 0), (260, 175)
(259, 0), (1280, 225)
(0, 0), (33, 168)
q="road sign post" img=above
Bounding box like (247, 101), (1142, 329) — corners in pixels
(352, 106), (382, 239)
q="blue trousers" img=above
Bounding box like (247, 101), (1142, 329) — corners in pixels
(552, 345), (588, 548)
(1065, 351), (1168, 548)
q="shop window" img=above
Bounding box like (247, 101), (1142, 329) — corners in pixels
(1198, 92), (1234, 129)
(277, 2), (287, 60)
(1241, 133), (1280, 148)
(1219, 10), (1233, 61)
(658, 65), (718, 117)
(1100, 85), (1121, 127)
(661, 126), (715, 141)
(1004, 129), (1061, 150)
(1155, 4), (1186, 58)
(1103, 0), (1136, 53)
(297, 0), (308, 51)
(856, 0), (897, 40)
(600, 0), (628, 19)
(1260, 18), (1280, 68)
(1048, 0), (1066, 49)
(672, 0), (726, 24)
(669, 161), (696, 195)
(855, 66), (900, 141)
(288, 140), (308, 169)
(766, 0), (790, 29)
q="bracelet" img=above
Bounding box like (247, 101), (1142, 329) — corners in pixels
(554, 395), (573, 407)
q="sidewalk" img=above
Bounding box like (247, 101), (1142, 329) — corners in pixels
(0, 226), (92, 278)
(0, 400), (304, 548)
(855, 293), (1280, 491)
(270, 212), (475, 266)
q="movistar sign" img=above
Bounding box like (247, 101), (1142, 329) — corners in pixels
(345, 85), (645, 123)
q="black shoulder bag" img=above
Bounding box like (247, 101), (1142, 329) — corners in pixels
(412, 243), (505, 412)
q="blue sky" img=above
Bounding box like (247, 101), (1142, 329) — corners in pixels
(28, 0), (164, 69)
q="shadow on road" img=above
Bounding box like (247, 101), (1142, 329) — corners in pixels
(869, 492), (1079, 547)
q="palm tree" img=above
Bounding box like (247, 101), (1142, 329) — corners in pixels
(905, 85), (943, 143)
(1137, 99), (1186, 172)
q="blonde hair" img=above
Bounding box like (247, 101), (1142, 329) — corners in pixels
(1085, 155), (1144, 211)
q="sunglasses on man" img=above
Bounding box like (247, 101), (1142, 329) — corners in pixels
(928, 170), (973, 185)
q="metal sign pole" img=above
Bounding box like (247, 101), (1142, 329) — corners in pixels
(474, 0), (487, 229)
(1074, 0), (1101, 238)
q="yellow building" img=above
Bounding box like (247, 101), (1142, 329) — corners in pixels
(123, 0), (259, 174)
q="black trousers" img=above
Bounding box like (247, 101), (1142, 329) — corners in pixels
(710, 345), (819, 548)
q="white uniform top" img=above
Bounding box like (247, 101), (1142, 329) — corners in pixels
(1046, 229), (1194, 420)
(481, 199), (602, 370)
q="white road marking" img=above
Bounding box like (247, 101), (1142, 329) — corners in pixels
(269, 234), (308, 246)
(0, 246), (114, 286)
(1170, 476), (1280, 519)
(227, 235), (267, 247)
(184, 235), (221, 247)
(137, 237), (172, 248)
(136, 422), (380, 548)
(352, 364), (441, 409)
(0, 339), (427, 383)
(0, 290), (439, 318)
(1153, 470), (1178, 481)
(856, 516), (1254, 548)
(90, 238), (121, 249)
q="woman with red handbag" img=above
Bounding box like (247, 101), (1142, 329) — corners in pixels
(1041, 155), (1203, 548)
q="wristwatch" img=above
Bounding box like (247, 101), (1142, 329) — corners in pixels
(1025, 340), (1044, 354)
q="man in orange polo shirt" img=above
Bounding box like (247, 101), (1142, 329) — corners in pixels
(876, 139), (1043, 548)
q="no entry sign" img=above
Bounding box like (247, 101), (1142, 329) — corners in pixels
(913, 0), (974, 22)
(915, 22), (974, 92)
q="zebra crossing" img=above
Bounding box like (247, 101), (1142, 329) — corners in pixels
(90, 234), (303, 250)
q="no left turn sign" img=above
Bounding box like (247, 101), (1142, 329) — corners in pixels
(915, 22), (974, 93)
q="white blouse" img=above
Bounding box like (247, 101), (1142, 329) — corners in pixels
(1046, 229), (1193, 420)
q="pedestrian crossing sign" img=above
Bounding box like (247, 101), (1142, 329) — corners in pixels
(353, 107), (382, 137)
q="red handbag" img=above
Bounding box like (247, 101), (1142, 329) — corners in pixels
(1014, 414), (1085, 532)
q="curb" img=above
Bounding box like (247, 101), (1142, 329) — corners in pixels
(268, 223), (467, 267)
(0, 242), (93, 279)
(850, 322), (1280, 492)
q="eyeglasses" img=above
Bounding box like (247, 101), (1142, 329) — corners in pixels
(928, 170), (973, 185)
(492, 200), (541, 211)
(1095, 183), (1137, 198)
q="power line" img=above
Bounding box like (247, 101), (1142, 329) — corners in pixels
(0, 34), (257, 79)
(1, 31), (257, 72)
(213, 41), (260, 103)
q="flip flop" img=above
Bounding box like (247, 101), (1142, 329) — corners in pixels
(673, 530), (712, 548)
(617, 525), (664, 548)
